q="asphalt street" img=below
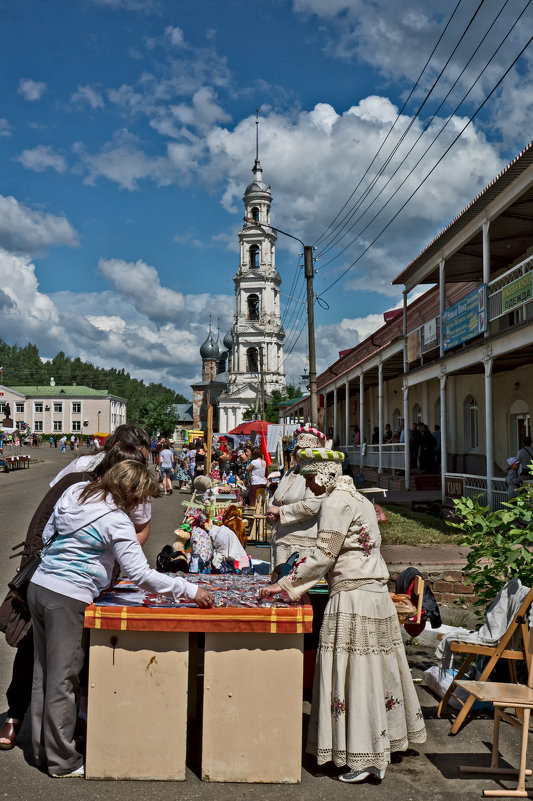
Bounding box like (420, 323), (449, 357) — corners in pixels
(0, 447), (527, 800)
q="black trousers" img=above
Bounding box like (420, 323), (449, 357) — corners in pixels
(6, 630), (34, 720)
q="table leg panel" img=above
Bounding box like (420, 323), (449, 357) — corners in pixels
(202, 632), (303, 783)
(86, 629), (188, 780)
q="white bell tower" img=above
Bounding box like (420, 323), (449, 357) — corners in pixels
(218, 115), (286, 431)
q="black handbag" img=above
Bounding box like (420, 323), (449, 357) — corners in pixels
(8, 509), (113, 604)
(8, 531), (60, 603)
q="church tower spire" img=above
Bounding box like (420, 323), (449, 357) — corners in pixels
(217, 112), (286, 431)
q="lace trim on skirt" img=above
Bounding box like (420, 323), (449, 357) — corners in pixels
(318, 610), (403, 655)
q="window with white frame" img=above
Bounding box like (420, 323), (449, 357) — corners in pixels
(16, 421), (25, 430)
(53, 402), (63, 413)
(53, 421), (62, 432)
(0, 402), (6, 414)
(72, 402), (81, 414)
(34, 402), (43, 413)
(15, 402), (24, 414)
(34, 420), (43, 432)
(72, 420), (81, 432)
(464, 395), (479, 450)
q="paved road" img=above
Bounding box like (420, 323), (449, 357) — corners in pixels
(0, 449), (523, 799)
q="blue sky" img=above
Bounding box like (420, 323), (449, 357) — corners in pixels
(0, 0), (532, 396)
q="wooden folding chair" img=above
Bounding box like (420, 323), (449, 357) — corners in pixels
(437, 586), (533, 735)
(456, 628), (533, 797)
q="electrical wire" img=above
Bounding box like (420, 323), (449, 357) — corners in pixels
(316, 0), (529, 272)
(312, 0), (466, 249)
(316, 28), (533, 299)
(316, 0), (510, 260)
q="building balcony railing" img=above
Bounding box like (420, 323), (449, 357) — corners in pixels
(345, 443), (406, 471)
(444, 472), (508, 511)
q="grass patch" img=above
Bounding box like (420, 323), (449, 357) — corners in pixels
(380, 503), (460, 546)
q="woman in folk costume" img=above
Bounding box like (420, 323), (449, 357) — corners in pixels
(260, 447), (426, 783)
(266, 426), (326, 569)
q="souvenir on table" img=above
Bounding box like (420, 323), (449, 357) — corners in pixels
(190, 524), (214, 574)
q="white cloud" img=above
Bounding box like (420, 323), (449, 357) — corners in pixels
(16, 145), (67, 174)
(70, 85), (104, 109)
(0, 118), (12, 136)
(165, 26), (186, 47)
(0, 254), (235, 395)
(18, 78), (47, 101)
(73, 130), (170, 190)
(98, 257), (187, 322)
(0, 195), (79, 254)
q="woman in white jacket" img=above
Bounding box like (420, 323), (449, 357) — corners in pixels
(27, 460), (213, 779)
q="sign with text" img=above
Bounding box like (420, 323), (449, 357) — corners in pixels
(502, 272), (533, 313)
(407, 330), (421, 362)
(442, 285), (486, 351)
(445, 475), (465, 499)
(423, 318), (437, 347)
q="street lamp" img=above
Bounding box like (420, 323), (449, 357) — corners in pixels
(97, 410), (101, 432)
(243, 217), (318, 427)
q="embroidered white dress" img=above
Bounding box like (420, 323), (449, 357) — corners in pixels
(270, 470), (322, 568)
(278, 479), (426, 772)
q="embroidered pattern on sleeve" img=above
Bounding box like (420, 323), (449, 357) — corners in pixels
(316, 528), (345, 560)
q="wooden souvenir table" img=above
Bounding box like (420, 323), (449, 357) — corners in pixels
(84, 579), (312, 783)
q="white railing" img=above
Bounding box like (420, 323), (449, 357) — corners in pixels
(346, 443), (406, 471)
(445, 473), (507, 511)
(487, 253), (533, 322)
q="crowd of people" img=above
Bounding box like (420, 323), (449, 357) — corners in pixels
(1, 421), (427, 785)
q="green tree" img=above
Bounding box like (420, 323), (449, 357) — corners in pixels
(139, 393), (179, 438)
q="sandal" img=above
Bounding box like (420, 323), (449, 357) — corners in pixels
(0, 719), (22, 750)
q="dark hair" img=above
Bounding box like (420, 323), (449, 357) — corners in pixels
(251, 447), (263, 460)
(104, 424), (151, 452)
(524, 436), (532, 447)
(92, 443), (147, 479)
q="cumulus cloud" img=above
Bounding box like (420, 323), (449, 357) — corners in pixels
(0, 195), (79, 254)
(73, 130), (170, 190)
(0, 245), (238, 394)
(0, 118), (12, 136)
(16, 145), (67, 174)
(98, 257), (187, 321)
(71, 85), (104, 109)
(18, 78), (47, 101)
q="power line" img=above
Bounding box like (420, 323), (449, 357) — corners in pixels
(316, 0), (529, 273)
(312, 0), (468, 250)
(316, 0), (510, 260)
(317, 28), (533, 299)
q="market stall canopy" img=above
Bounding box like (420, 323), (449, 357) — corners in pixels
(228, 420), (269, 435)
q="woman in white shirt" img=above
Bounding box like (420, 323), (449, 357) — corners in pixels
(27, 460), (213, 779)
(246, 447), (267, 507)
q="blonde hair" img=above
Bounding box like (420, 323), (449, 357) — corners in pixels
(79, 460), (159, 512)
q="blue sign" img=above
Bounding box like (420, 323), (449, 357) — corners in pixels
(442, 285), (486, 351)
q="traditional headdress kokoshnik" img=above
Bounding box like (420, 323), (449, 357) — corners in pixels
(294, 425), (327, 449)
(297, 446), (345, 493)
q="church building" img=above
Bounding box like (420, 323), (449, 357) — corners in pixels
(192, 140), (286, 432)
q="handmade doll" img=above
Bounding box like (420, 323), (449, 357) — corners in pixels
(221, 504), (247, 549)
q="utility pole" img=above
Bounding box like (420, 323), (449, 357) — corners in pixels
(304, 245), (318, 427)
(243, 216), (318, 428)
(259, 347), (265, 420)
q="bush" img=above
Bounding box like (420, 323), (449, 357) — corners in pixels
(447, 486), (533, 613)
